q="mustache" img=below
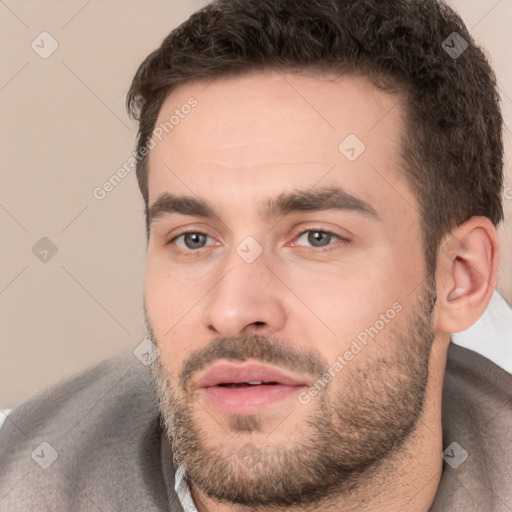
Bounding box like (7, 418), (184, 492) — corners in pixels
(178, 334), (329, 391)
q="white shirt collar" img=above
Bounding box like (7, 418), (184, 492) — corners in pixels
(174, 462), (199, 512)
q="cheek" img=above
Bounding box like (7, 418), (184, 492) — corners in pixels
(292, 273), (387, 348)
(286, 250), (416, 357)
(145, 246), (204, 313)
(144, 255), (204, 368)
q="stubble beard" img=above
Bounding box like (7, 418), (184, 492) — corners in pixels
(149, 278), (437, 509)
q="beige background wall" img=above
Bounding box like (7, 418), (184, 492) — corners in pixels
(1, 0), (511, 407)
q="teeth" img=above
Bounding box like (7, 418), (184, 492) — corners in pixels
(247, 381), (263, 385)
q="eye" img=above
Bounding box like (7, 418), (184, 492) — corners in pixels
(166, 228), (348, 256)
(294, 229), (347, 250)
(170, 231), (216, 253)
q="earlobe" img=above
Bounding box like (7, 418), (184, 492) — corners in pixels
(436, 217), (500, 333)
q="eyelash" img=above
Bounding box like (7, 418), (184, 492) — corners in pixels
(166, 228), (349, 256)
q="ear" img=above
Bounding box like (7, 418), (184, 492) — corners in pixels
(435, 216), (500, 334)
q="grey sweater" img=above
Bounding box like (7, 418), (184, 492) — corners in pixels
(0, 342), (511, 511)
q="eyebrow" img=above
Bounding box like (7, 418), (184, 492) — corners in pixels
(148, 186), (379, 226)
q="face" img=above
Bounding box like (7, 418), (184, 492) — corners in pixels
(144, 70), (437, 507)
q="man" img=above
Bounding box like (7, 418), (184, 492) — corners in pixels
(1, 0), (511, 510)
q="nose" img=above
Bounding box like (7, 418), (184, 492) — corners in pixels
(200, 249), (287, 338)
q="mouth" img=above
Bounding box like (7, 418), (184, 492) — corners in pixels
(216, 381), (280, 388)
(196, 361), (309, 415)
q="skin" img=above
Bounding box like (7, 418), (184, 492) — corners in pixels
(143, 70), (500, 511)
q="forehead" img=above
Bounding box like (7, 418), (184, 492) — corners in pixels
(147, 70), (418, 224)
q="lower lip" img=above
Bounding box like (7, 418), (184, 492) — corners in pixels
(201, 384), (305, 415)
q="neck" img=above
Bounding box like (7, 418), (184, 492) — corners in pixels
(189, 338), (449, 512)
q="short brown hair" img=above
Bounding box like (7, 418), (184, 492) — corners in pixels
(127, 0), (504, 277)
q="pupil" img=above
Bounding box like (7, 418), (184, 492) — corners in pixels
(309, 231), (330, 247)
(185, 233), (206, 249)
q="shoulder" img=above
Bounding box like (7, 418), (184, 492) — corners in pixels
(445, 341), (512, 400)
(0, 353), (168, 511)
(434, 342), (512, 510)
(0, 352), (157, 445)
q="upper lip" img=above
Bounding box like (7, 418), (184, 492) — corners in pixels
(196, 361), (309, 388)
